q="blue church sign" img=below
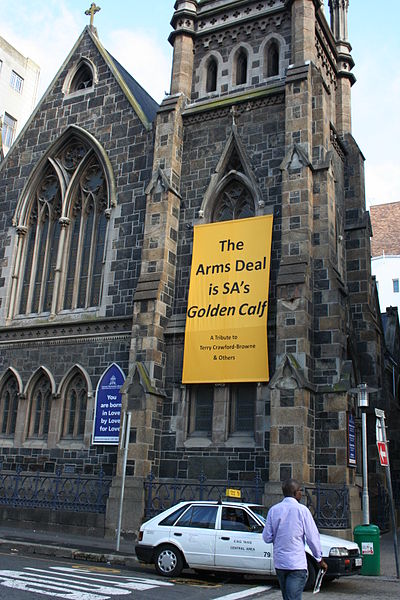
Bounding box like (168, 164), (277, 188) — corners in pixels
(93, 363), (125, 444)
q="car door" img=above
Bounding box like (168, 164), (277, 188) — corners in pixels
(215, 506), (272, 573)
(169, 504), (218, 567)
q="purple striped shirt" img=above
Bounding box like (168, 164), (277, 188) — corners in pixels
(262, 497), (323, 570)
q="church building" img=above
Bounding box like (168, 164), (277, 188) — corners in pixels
(0, 0), (399, 538)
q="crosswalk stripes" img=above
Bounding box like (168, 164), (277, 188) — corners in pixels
(0, 566), (174, 600)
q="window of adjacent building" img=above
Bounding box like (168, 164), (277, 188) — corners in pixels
(267, 41), (280, 77)
(235, 49), (248, 86)
(0, 373), (19, 436)
(3, 113), (17, 147)
(206, 57), (218, 93)
(10, 70), (24, 93)
(14, 138), (109, 318)
(61, 372), (87, 439)
(393, 279), (399, 293)
(28, 375), (51, 439)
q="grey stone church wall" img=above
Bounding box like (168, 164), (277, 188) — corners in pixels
(0, 30), (155, 476)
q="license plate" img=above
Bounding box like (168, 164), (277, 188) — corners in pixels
(355, 558), (362, 567)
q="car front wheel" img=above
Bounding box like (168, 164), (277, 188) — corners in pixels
(155, 545), (184, 577)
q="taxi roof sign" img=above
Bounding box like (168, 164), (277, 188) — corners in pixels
(226, 488), (241, 498)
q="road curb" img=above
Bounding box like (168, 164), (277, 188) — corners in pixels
(0, 538), (137, 567)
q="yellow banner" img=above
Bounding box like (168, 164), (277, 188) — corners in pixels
(182, 215), (273, 383)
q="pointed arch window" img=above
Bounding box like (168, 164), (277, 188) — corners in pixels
(267, 41), (280, 78)
(70, 63), (93, 92)
(61, 372), (87, 439)
(19, 169), (61, 315)
(206, 57), (218, 93)
(28, 374), (52, 439)
(13, 136), (110, 319)
(235, 49), (248, 86)
(212, 179), (255, 223)
(0, 373), (19, 436)
(63, 159), (108, 309)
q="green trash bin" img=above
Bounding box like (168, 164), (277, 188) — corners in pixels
(353, 524), (380, 575)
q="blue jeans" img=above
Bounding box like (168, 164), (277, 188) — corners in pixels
(275, 569), (308, 600)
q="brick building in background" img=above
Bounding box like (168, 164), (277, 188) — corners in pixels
(370, 202), (400, 314)
(0, 1), (399, 538)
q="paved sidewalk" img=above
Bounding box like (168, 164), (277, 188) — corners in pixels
(0, 523), (399, 578)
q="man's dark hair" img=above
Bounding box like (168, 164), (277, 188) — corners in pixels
(282, 478), (301, 497)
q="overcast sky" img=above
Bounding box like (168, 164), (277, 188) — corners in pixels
(1, 0), (399, 207)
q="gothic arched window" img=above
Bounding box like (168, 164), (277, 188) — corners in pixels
(12, 136), (110, 319)
(63, 159), (108, 310)
(206, 57), (218, 93)
(70, 63), (94, 92)
(267, 41), (280, 77)
(235, 49), (248, 86)
(0, 373), (19, 436)
(212, 180), (255, 223)
(61, 372), (87, 439)
(19, 169), (61, 315)
(28, 375), (52, 439)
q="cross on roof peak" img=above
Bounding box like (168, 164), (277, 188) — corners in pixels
(85, 3), (101, 27)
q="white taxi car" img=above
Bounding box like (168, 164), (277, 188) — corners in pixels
(135, 501), (362, 589)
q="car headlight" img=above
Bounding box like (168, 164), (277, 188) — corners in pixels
(329, 547), (349, 557)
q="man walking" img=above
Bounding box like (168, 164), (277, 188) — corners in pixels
(263, 479), (327, 599)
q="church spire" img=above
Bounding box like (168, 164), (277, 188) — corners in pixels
(328, 0), (349, 42)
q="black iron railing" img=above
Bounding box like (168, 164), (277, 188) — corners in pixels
(0, 467), (112, 513)
(144, 471), (264, 519)
(304, 483), (350, 529)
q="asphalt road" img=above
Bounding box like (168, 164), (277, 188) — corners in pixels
(0, 548), (398, 600)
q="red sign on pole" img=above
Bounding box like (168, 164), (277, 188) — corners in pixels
(377, 441), (389, 466)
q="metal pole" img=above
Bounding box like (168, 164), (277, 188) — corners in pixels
(380, 416), (400, 579)
(361, 410), (369, 525)
(116, 411), (131, 552)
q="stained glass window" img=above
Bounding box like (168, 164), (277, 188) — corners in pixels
(16, 138), (109, 317)
(212, 180), (255, 223)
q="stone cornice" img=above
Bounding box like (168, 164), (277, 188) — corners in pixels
(196, 0), (286, 37)
(183, 84), (285, 123)
(0, 316), (132, 346)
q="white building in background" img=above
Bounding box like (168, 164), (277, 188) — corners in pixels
(370, 202), (400, 313)
(0, 35), (40, 156)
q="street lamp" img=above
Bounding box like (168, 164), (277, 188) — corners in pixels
(349, 383), (377, 525)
